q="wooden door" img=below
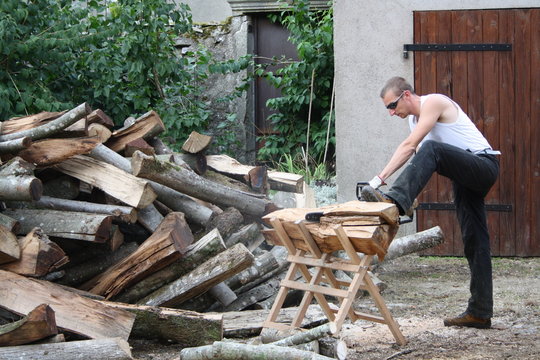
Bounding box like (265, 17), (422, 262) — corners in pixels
(413, 9), (539, 256)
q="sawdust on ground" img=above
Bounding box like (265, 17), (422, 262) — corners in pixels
(131, 255), (540, 360)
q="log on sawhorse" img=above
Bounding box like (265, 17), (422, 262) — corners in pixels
(262, 217), (406, 346)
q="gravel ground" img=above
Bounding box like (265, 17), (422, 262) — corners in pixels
(131, 255), (540, 359)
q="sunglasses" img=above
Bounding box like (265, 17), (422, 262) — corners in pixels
(386, 92), (405, 110)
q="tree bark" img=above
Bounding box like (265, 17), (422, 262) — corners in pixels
(136, 203), (164, 232)
(54, 155), (157, 209)
(1, 111), (64, 134)
(0, 228), (68, 277)
(114, 228), (225, 304)
(0, 337), (132, 360)
(0, 136), (32, 154)
(0, 175), (42, 201)
(33, 196), (137, 224)
(89, 144), (215, 226)
(131, 151), (279, 218)
(103, 302), (223, 347)
(83, 212), (193, 299)
(0, 304), (57, 346)
(0, 224), (20, 264)
(208, 283), (237, 307)
(56, 242), (138, 287)
(179, 341), (333, 360)
(213, 277), (280, 312)
(3, 208), (112, 243)
(271, 323), (333, 347)
(224, 222), (264, 250)
(0, 103), (92, 142)
(139, 243), (254, 307)
(0, 270), (135, 340)
(376, 226), (445, 264)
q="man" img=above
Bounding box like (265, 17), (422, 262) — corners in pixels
(361, 76), (500, 329)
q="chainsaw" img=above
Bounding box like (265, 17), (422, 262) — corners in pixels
(305, 181), (413, 224)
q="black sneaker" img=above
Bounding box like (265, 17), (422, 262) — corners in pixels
(360, 185), (416, 218)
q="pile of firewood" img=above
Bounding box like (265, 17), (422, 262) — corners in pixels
(0, 103), (445, 359)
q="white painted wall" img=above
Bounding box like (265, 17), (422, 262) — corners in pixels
(334, 0), (538, 233)
(181, 0), (232, 23)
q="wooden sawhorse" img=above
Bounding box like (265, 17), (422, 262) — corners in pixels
(262, 217), (406, 345)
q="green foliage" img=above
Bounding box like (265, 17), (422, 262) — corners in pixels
(274, 153), (330, 184)
(0, 0), (251, 151)
(257, 0), (335, 177)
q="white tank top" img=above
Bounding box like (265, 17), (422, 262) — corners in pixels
(408, 94), (493, 153)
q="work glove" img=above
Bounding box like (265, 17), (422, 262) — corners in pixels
(368, 175), (385, 189)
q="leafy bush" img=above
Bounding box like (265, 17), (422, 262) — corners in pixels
(256, 0), (335, 177)
(0, 0), (250, 151)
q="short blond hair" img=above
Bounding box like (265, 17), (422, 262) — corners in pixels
(380, 77), (415, 98)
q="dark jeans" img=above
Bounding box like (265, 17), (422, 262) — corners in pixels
(386, 140), (499, 319)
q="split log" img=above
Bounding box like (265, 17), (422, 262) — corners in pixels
(124, 138), (154, 157)
(0, 213), (20, 233)
(206, 154), (304, 193)
(0, 103), (92, 142)
(0, 136), (32, 154)
(54, 154), (157, 208)
(179, 341), (333, 360)
(1, 111), (65, 134)
(64, 108), (114, 134)
(17, 136), (100, 166)
(114, 228), (225, 304)
(83, 212), (194, 299)
(0, 224), (20, 264)
(103, 302), (223, 347)
(87, 123), (112, 143)
(0, 270), (135, 340)
(182, 131), (212, 153)
(0, 228), (68, 277)
(33, 196), (137, 223)
(131, 151), (279, 218)
(222, 304), (328, 338)
(0, 337), (132, 360)
(105, 110), (165, 152)
(3, 208), (112, 243)
(89, 144), (215, 226)
(0, 304), (57, 346)
(139, 243), (254, 307)
(109, 225), (124, 251)
(56, 241), (138, 287)
(0, 175), (42, 201)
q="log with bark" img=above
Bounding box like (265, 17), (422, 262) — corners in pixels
(0, 224), (20, 264)
(0, 136), (32, 154)
(32, 196), (137, 224)
(206, 154), (305, 193)
(0, 175), (42, 201)
(114, 228), (225, 303)
(139, 243), (254, 307)
(89, 144), (215, 226)
(105, 110), (165, 152)
(0, 228), (68, 277)
(3, 208), (113, 243)
(102, 302), (223, 347)
(0, 270), (135, 340)
(17, 136), (101, 166)
(179, 341), (333, 360)
(0, 304), (57, 346)
(131, 151), (279, 218)
(0, 213), (20, 234)
(1, 111), (65, 134)
(54, 154), (157, 209)
(82, 212), (194, 299)
(0, 337), (133, 360)
(124, 138), (154, 157)
(0, 103), (92, 142)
